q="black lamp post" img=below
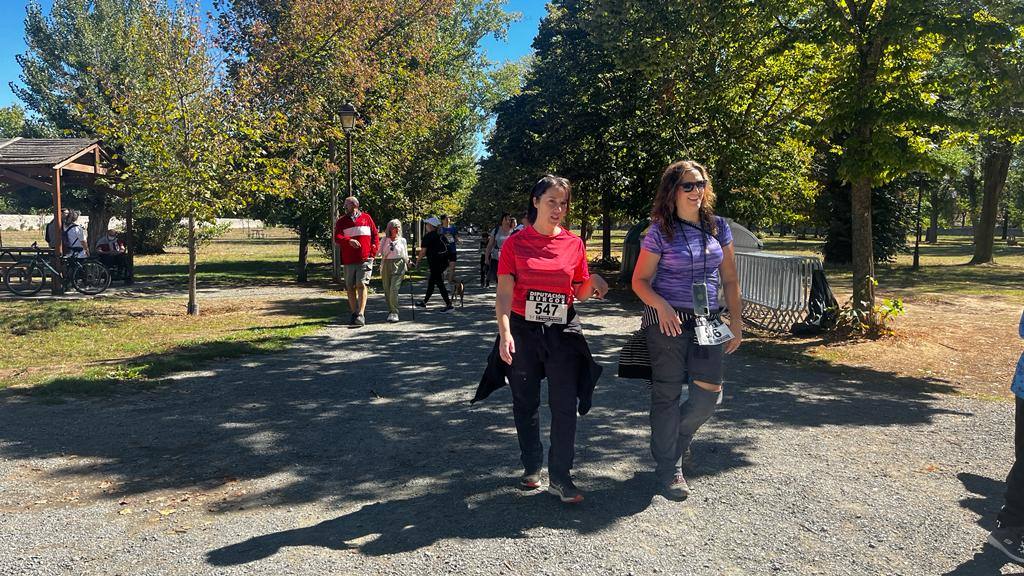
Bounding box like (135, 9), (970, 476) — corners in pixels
(340, 102), (358, 201)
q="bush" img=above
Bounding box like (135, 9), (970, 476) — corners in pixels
(829, 277), (905, 340)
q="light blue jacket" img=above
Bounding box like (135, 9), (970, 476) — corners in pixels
(1013, 310), (1024, 399)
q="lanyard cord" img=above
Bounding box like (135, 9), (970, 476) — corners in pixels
(676, 218), (707, 285)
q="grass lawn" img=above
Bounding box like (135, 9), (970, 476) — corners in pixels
(0, 228), (346, 393)
(2, 224), (1020, 398)
(0, 295), (341, 394)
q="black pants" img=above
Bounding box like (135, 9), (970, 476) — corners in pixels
(507, 313), (582, 482)
(479, 255), (487, 286)
(423, 258), (451, 307)
(999, 397), (1024, 528)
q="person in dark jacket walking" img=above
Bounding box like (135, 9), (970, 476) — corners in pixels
(414, 217), (454, 312)
(492, 175), (608, 503)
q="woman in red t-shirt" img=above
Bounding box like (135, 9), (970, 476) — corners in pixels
(495, 175), (609, 503)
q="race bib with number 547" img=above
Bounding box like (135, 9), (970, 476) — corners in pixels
(525, 290), (568, 324)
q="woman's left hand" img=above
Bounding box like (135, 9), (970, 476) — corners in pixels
(589, 274), (609, 299)
(724, 325), (743, 354)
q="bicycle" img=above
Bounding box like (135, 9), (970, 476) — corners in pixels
(4, 243), (112, 296)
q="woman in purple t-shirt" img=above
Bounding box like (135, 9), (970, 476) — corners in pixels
(631, 160), (744, 501)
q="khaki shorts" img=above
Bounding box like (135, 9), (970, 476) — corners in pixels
(344, 260), (373, 288)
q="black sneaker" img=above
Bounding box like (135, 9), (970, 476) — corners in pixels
(548, 477), (584, 503)
(415, 300), (427, 308)
(989, 527), (1024, 564)
(440, 305), (454, 313)
(519, 470), (542, 490)
(348, 313), (359, 326)
(663, 472), (691, 501)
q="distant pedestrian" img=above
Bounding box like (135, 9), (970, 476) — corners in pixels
(631, 160), (743, 500)
(334, 196), (379, 327)
(483, 213), (513, 288)
(414, 217), (454, 312)
(378, 219), (409, 323)
(474, 175), (609, 504)
(440, 215), (460, 286)
(988, 309), (1024, 564)
(511, 211), (531, 234)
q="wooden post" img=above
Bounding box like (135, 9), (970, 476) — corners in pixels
(52, 168), (65, 295)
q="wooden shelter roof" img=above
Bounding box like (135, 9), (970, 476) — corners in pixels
(0, 137), (100, 167)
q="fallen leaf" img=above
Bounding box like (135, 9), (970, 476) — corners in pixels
(158, 508), (176, 516)
(118, 508), (133, 515)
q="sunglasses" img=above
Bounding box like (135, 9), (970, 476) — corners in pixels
(678, 180), (707, 192)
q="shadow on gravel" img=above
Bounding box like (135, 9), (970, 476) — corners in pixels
(206, 474), (654, 565)
(942, 547), (1017, 575)
(0, 269), (977, 568)
(958, 472), (1005, 532)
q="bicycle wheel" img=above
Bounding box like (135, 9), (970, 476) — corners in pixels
(4, 261), (46, 296)
(72, 260), (112, 295)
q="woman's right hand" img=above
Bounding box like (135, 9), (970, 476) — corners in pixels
(657, 302), (682, 337)
(499, 332), (515, 365)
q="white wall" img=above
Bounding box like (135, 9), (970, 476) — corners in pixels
(0, 215), (264, 231)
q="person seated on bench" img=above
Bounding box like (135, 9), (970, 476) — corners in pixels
(95, 228), (128, 273)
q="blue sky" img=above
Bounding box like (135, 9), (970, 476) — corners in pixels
(0, 0), (545, 109)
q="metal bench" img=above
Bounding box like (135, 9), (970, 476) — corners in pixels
(735, 251), (822, 333)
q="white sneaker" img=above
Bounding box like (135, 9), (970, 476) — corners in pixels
(387, 312), (399, 323)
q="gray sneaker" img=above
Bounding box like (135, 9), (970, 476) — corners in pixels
(664, 472), (691, 501)
(386, 312), (399, 323)
(548, 477), (584, 503)
(355, 314), (365, 327)
(989, 527), (1024, 564)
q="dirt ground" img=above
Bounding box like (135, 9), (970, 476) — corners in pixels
(748, 291), (1023, 401)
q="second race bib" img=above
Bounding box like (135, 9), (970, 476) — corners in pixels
(525, 290), (568, 324)
(695, 317), (735, 346)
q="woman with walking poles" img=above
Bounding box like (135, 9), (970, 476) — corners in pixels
(631, 160), (743, 500)
(377, 219), (409, 323)
(476, 175), (608, 504)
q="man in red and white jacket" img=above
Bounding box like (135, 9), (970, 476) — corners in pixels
(334, 196), (379, 327)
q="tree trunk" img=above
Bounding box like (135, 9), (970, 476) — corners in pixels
(850, 175), (875, 315)
(85, 189), (111, 254)
(187, 213), (198, 316)
(926, 187), (939, 243)
(970, 137), (1012, 264)
(296, 223), (309, 283)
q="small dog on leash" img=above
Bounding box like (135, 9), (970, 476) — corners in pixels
(452, 281), (465, 307)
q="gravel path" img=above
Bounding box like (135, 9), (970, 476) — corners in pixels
(0, 259), (1020, 575)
